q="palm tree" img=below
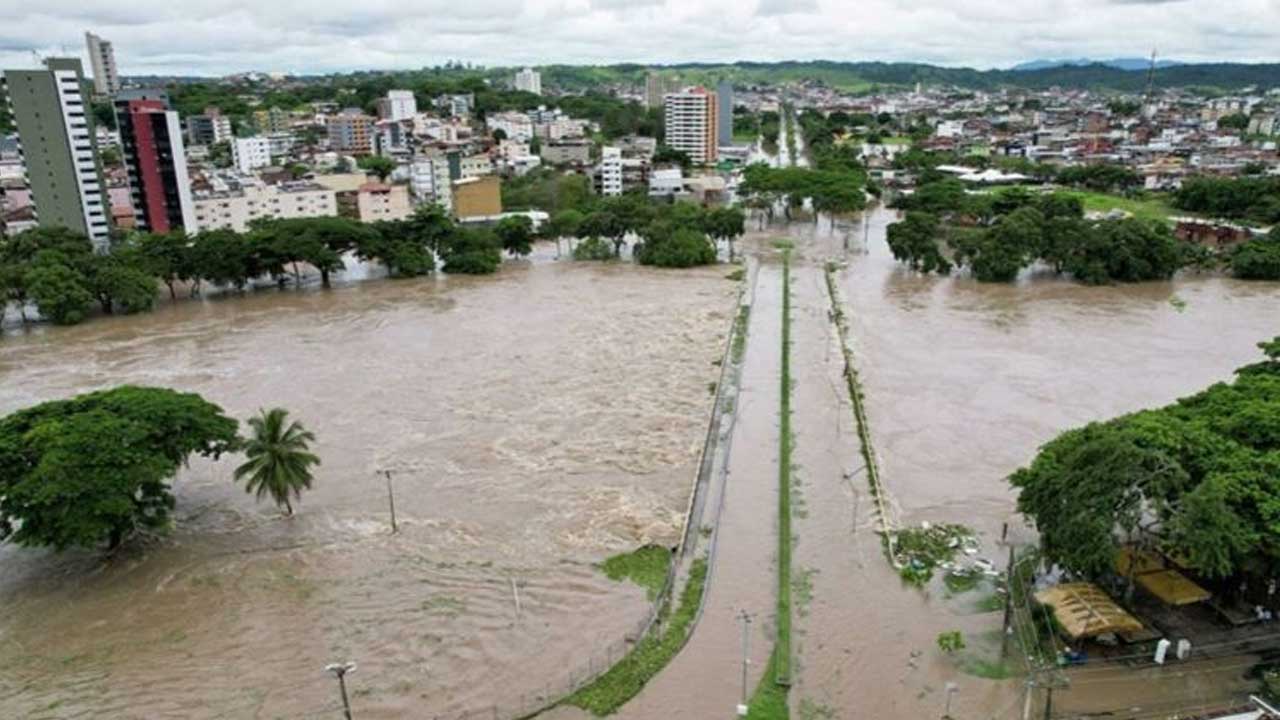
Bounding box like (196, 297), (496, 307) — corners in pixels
(235, 408), (321, 516)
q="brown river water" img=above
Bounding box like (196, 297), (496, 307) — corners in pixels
(0, 252), (738, 719)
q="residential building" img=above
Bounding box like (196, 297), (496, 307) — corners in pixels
(191, 179), (337, 232)
(437, 93), (474, 118)
(487, 111), (535, 142)
(84, 32), (120, 97)
(353, 182), (412, 223)
(618, 135), (658, 158)
(2, 58), (111, 247)
(187, 109), (233, 146)
(649, 167), (685, 197)
(717, 81), (734, 147)
(232, 136), (272, 174)
(114, 93), (196, 232)
(452, 175), (502, 219)
(459, 153), (493, 179)
(597, 146), (623, 196)
(514, 67), (542, 96)
(540, 138), (592, 166)
(645, 71), (675, 110)
(252, 106), (290, 134)
(663, 87), (719, 165)
(265, 131), (296, 158)
(410, 155), (453, 211)
(377, 90), (417, 121)
(312, 172), (373, 194)
(375, 119), (413, 157)
(327, 109), (374, 155)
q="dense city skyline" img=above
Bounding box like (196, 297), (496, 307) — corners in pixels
(1, 0), (1278, 76)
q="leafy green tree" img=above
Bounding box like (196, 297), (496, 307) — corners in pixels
(494, 215), (534, 257)
(636, 227), (716, 268)
(572, 236), (615, 261)
(189, 229), (257, 293)
(887, 211), (951, 274)
(1012, 338), (1280, 580)
(25, 253), (93, 325)
(357, 155), (397, 182)
(234, 408), (321, 516)
(441, 227), (503, 274)
(704, 206), (746, 261)
(579, 210), (626, 257)
(137, 231), (194, 300)
(86, 254), (158, 314)
(0, 386), (239, 550)
(1231, 231), (1280, 281)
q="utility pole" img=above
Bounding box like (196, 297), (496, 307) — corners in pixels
(1001, 543), (1016, 659)
(383, 470), (397, 534)
(325, 662), (357, 720)
(736, 609), (753, 716)
(1042, 683), (1054, 720)
(942, 682), (958, 719)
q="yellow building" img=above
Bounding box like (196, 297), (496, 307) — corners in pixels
(452, 176), (502, 219)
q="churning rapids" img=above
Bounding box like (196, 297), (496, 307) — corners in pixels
(0, 254), (738, 719)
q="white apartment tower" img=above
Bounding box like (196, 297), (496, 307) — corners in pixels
(663, 87), (719, 165)
(84, 32), (120, 97)
(515, 67), (542, 95)
(231, 136), (273, 174)
(382, 90), (417, 121)
(598, 146), (623, 196)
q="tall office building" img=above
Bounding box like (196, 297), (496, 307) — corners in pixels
(663, 87), (718, 165)
(2, 58), (111, 247)
(514, 67), (542, 95)
(114, 91), (196, 232)
(716, 81), (734, 147)
(84, 32), (120, 97)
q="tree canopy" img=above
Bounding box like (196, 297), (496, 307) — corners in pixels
(0, 387), (240, 550)
(1011, 338), (1280, 580)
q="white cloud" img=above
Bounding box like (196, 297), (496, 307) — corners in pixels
(0, 0), (1275, 75)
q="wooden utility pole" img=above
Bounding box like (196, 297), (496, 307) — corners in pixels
(384, 470), (397, 534)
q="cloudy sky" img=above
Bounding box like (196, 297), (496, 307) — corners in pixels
(1, 0), (1277, 76)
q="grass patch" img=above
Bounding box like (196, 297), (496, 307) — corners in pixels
(726, 268), (746, 282)
(772, 238), (795, 250)
(776, 250), (794, 684)
(600, 545), (672, 601)
(732, 305), (751, 365)
(943, 568), (985, 594)
(567, 558), (707, 715)
(745, 647), (790, 720)
(1061, 190), (1181, 224)
(975, 593), (1005, 613)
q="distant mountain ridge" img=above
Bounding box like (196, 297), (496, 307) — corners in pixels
(1013, 58), (1186, 72)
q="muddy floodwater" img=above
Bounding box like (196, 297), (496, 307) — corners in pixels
(0, 255), (737, 719)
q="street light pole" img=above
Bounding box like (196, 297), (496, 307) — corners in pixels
(325, 662), (357, 720)
(737, 609), (753, 716)
(943, 682), (958, 719)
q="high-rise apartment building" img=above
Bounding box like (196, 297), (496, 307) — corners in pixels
(84, 32), (120, 97)
(114, 92), (196, 233)
(644, 71), (676, 110)
(187, 108), (233, 146)
(327, 109), (374, 155)
(663, 87), (718, 165)
(2, 58), (111, 247)
(597, 146), (623, 197)
(378, 90), (417, 121)
(514, 67), (542, 95)
(231, 136), (272, 173)
(716, 81), (734, 147)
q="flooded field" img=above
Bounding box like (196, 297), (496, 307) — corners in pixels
(0, 255), (738, 718)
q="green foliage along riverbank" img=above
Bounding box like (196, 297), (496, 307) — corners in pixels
(0, 207), (511, 328)
(566, 559), (708, 716)
(1012, 337), (1280, 581)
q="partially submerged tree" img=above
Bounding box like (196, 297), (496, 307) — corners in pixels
(1011, 337), (1280, 580)
(0, 387), (239, 550)
(235, 408), (321, 516)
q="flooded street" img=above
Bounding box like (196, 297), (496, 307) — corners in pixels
(0, 255), (738, 718)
